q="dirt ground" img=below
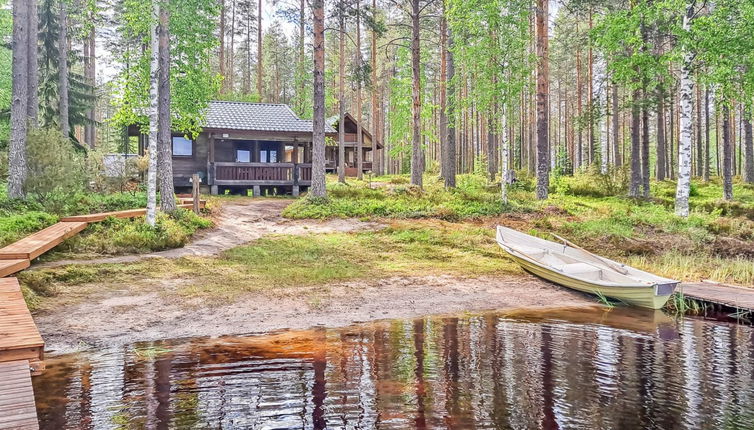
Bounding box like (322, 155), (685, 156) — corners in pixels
(31, 197), (594, 354)
(36, 274), (592, 354)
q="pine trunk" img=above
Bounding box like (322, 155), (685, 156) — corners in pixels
(743, 106), (754, 184)
(409, 0), (423, 187)
(257, 0), (263, 100)
(703, 86), (710, 181)
(641, 97), (650, 197)
(355, 0), (363, 180)
(656, 89), (666, 181)
(219, 0), (225, 92)
(722, 102), (733, 200)
(629, 88), (642, 198)
(8, 0), (29, 198)
(85, 26), (96, 148)
(310, 0), (326, 198)
(534, 0), (549, 200)
(58, 0), (70, 138)
(337, 0), (345, 183)
(370, 0), (379, 176)
(445, 26), (456, 188)
(611, 80), (621, 166)
(27, 0), (39, 124)
(158, 6), (176, 213)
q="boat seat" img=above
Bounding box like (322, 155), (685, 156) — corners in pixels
(561, 263), (601, 277)
(510, 245), (546, 260)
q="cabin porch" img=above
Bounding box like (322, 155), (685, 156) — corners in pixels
(206, 133), (314, 196)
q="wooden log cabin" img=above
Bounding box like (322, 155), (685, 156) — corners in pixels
(326, 112), (383, 176)
(131, 102), (381, 196)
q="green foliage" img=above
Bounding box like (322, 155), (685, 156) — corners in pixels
(24, 128), (88, 212)
(0, 212), (59, 247)
(112, 0), (221, 137)
(38, 0), (96, 134)
(0, 0), (11, 150)
(284, 174), (516, 221)
(56, 209), (212, 256)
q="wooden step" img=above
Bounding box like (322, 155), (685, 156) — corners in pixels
(0, 222), (88, 261)
(178, 200), (206, 210)
(0, 260), (29, 278)
(61, 202), (205, 223)
(0, 278), (44, 366)
(61, 208), (147, 222)
(0, 360), (39, 429)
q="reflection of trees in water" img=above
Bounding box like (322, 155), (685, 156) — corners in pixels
(34, 312), (754, 429)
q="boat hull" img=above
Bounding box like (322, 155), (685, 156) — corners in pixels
(508, 251), (674, 309)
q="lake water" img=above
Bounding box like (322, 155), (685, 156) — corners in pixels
(33, 306), (754, 429)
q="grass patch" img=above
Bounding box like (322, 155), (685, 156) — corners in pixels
(48, 209), (213, 258)
(25, 221), (519, 308)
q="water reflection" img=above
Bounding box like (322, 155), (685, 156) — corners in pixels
(33, 306), (754, 429)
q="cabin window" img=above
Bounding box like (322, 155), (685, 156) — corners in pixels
(236, 149), (251, 163)
(259, 142), (278, 163)
(172, 136), (193, 156)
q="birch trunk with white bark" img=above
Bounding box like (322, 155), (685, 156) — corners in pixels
(674, 4), (695, 217)
(146, 1), (160, 226)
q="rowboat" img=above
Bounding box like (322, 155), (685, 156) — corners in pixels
(496, 226), (679, 309)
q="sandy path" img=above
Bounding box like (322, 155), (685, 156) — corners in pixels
(37, 274), (593, 354)
(38, 198), (382, 267)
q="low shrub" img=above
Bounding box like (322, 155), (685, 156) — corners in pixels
(0, 212), (58, 247)
(55, 209), (213, 256)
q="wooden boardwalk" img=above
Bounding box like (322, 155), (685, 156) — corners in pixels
(0, 261), (29, 279)
(680, 281), (754, 312)
(0, 361), (39, 429)
(0, 198), (205, 428)
(0, 278), (44, 371)
(0, 222), (87, 261)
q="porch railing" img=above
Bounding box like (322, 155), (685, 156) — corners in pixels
(211, 162), (312, 185)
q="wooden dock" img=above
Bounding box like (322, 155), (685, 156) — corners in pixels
(0, 361), (39, 429)
(0, 198), (206, 428)
(679, 281), (754, 312)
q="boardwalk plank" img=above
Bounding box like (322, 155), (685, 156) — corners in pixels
(680, 282), (754, 311)
(0, 222), (87, 260)
(0, 360), (38, 430)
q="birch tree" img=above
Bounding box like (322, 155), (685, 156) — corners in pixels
(674, 10), (695, 215)
(146, 1), (160, 226)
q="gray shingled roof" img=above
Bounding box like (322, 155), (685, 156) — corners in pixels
(204, 101), (335, 133)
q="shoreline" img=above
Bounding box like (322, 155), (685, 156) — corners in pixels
(35, 274), (595, 355)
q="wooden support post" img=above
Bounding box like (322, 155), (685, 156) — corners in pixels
(253, 185), (261, 197)
(191, 174), (200, 214)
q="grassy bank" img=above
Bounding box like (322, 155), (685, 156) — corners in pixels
(0, 186), (213, 258)
(21, 221), (519, 310)
(283, 172), (754, 287)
